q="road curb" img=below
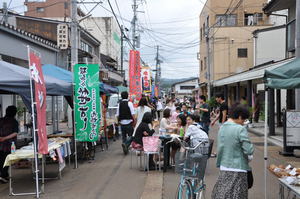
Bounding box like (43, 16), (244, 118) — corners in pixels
(248, 128), (283, 147)
(140, 171), (163, 199)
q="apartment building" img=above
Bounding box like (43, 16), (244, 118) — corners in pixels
(199, 0), (271, 99)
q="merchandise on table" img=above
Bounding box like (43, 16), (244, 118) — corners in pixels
(268, 164), (300, 179)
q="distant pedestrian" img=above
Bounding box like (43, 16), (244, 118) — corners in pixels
(211, 94), (228, 126)
(156, 97), (163, 120)
(116, 91), (135, 155)
(211, 106), (254, 199)
(198, 95), (210, 134)
(0, 105), (18, 183)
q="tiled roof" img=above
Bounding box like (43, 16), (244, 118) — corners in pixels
(0, 21), (59, 50)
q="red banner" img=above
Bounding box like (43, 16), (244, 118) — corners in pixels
(129, 50), (142, 106)
(141, 67), (151, 93)
(29, 51), (48, 154)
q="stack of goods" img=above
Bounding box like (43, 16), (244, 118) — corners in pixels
(269, 164), (300, 185)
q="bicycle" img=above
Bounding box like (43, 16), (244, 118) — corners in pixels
(169, 137), (210, 199)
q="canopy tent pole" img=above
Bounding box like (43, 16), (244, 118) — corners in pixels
(28, 47), (40, 199)
(264, 88), (269, 199)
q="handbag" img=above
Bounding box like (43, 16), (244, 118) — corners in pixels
(247, 170), (254, 189)
(142, 136), (160, 152)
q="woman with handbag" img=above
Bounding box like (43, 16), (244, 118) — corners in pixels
(212, 105), (254, 199)
(132, 112), (158, 170)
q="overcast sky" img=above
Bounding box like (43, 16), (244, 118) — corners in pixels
(3, 0), (204, 79)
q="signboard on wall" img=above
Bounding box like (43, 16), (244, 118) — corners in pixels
(286, 111), (300, 146)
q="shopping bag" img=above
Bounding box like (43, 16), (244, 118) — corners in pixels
(142, 136), (160, 152)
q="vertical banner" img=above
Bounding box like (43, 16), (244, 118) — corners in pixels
(129, 50), (142, 106)
(151, 84), (155, 98)
(141, 67), (151, 93)
(28, 50), (48, 154)
(155, 86), (159, 97)
(74, 64), (100, 142)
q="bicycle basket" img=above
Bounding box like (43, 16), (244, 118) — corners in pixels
(175, 142), (209, 180)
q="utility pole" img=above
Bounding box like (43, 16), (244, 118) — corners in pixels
(70, 0), (78, 169)
(121, 25), (124, 84)
(206, 30), (211, 100)
(295, 0), (300, 110)
(155, 45), (161, 94)
(2, 2), (8, 23)
(132, 0), (138, 49)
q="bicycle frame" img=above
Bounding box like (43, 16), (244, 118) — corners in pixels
(176, 138), (208, 199)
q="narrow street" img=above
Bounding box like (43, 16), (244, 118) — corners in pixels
(0, 125), (290, 199)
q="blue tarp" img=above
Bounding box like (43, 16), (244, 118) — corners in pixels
(43, 64), (72, 83)
(42, 64), (118, 94)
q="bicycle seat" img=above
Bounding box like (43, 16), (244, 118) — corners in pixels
(190, 153), (204, 162)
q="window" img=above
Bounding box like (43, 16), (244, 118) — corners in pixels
(202, 23), (206, 38)
(36, 7), (45, 13)
(287, 19), (295, 52)
(206, 16), (209, 29)
(200, 60), (203, 71)
(245, 13), (263, 26)
(216, 14), (237, 27)
(180, 86), (196, 90)
(80, 41), (93, 54)
(204, 57), (207, 69)
(200, 28), (202, 41)
(238, 48), (248, 58)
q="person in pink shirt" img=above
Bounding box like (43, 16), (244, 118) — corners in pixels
(170, 107), (181, 123)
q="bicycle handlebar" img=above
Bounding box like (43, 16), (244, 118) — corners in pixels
(166, 136), (208, 151)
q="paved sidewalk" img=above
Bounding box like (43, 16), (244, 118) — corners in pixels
(248, 122), (284, 147)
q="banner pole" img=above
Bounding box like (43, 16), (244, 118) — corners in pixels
(27, 46), (40, 198)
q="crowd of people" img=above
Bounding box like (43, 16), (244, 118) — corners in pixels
(116, 91), (255, 199)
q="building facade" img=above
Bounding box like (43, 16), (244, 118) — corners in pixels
(172, 78), (199, 99)
(199, 0), (272, 97)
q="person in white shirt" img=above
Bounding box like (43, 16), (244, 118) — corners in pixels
(156, 97), (164, 120)
(185, 114), (208, 149)
(116, 91), (135, 155)
(134, 97), (152, 130)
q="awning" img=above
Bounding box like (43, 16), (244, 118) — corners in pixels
(0, 60), (72, 110)
(43, 64), (72, 83)
(265, 58), (300, 89)
(213, 58), (294, 87)
(100, 82), (118, 95)
(263, 0), (294, 14)
(42, 64), (118, 95)
(117, 86), (128, 93)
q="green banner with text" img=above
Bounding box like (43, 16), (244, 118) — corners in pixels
(74, 64), (100, 142)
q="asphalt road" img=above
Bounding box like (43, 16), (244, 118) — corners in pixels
(0, 125), (292, 199)
(163, 125), (286, 199)
(0, 140), (148, 199)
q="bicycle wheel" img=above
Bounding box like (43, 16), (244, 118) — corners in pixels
(176, 179), (193, 199)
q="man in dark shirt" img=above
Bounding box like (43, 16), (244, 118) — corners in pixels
(212, 94), (228, 126)
(0, 106), (18, 183)
(116, 92), (135, 155)
(198, 95), (210, 134)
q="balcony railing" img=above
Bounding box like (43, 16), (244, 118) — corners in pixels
(287, 19), (295, 52)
